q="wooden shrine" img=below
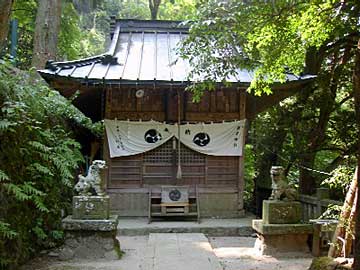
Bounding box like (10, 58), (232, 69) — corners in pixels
(38, 19), (314, 218)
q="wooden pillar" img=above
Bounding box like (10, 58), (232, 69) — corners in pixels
(103, 87), (112, 190)
(238, 89), (247, 216)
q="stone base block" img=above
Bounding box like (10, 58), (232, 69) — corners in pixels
(262, 200), (302, 224)
(73, 195), (110, 220)
(252, 219), (313, 235)
(252, 219), (313, 256)
(254, 233), (311, 256)
(109, 192), (241, 218)
(59, 215), (120, 260)
(62, 215), (118, 231)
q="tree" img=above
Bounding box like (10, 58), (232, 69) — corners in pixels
(31, 0), (62, 69)
(353, 37), (360, 269)
(0, 0), (14, 54)
(149, 0), (161, 19)
(181, 0), (360, 194)
(181, 1), (360, 264)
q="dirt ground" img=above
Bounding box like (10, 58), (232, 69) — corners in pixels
(21, 236), (313, 270)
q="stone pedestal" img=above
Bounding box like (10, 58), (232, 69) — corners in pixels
(253, 219), (313, 256)
(262, 200), (302, 224)
(72, 195), (110, 220)
(59, 215), (120, 260)
(252, 200), (313, 256)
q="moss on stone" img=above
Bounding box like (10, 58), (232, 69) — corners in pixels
(114, 241), (125, 259)
(309, 257), (337, 270)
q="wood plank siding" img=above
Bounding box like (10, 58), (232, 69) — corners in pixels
(107, 139), (239, 189)
(105, 86), (244, 191)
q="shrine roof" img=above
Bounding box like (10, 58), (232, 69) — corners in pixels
(38, 19), (315, 86)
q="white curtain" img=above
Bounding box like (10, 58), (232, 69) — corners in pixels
(104, 119), (245, 158)
(175, 121), (245, 156)
(104, 120), (175, 157)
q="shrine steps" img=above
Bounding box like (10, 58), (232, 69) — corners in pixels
(117, 217), (254, 236)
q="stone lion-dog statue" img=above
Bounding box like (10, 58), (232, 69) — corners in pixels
(269, 166), (298, 201)
(75, 160), (107, 196)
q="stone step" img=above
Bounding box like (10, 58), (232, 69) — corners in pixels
(117, 218), (254, 236)
(143, 233), (222, 270)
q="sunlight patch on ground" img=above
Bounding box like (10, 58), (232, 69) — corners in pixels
(195, 241), (214, 252)
(213, 247), (257, 259)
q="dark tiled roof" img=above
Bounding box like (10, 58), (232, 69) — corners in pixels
(39, 19), (315, 85)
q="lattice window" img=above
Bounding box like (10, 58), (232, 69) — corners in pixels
(144, 139), (173, 163)
(176, 143), (205, 164)
(144, 138), (205, 164)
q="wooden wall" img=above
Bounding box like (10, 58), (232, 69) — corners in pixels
(107, 139), (239, 189)
(105, 86), (242, 122)
(104, 86), (245, 191)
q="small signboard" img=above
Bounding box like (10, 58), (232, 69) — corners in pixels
(161, 186), (189, 204)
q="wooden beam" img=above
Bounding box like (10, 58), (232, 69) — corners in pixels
(105, 87), (112, 118)
(103, 135), (111, 191)
(238, 90), (247, 216)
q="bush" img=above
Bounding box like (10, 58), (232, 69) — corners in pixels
(0, 62), (98, 268)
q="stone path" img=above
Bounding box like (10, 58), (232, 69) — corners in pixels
(22, 236), (313, 270)
(144, 233), (222, 270)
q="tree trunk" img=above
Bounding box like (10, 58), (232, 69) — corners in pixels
(352, 38), (360, 270)
(0, 0), (14, 54)
(298, 154), (317, 195)
(298, 48), (351, 195)
(328, 167), (358, 257)
(148, 0), (161, 20)
(344, 189), (357, 257)
(31, 0), (62, 69)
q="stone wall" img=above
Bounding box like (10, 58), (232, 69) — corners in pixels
(109, 192), (242, 218)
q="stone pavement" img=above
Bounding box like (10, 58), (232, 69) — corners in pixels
(117, 217), (254, 236)
(22, 235), (313, 270)
(143, 233), (222, 270)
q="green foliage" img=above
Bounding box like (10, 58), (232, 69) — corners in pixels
(0, 62), (98, 268)
(243, 144), (255, 208)
(181, 0), (359, 197)
(158, 0), (197, 20)
(117, 0), (150, 19)
(180, 0), (359, 95)
(10, 0), (37, 68)
(322, 166), (355, 198)
(319, 204), (342, 220)
(58, 2), (83, 60)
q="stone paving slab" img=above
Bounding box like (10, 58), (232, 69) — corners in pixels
(21, 236), (313, 270)
(144, 233), (222, 270)
(117, 217), (254, 236)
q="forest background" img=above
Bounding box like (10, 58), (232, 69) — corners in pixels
(0, 0), (358, 269)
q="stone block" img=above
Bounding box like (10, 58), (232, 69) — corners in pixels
(109, 191), (243, 218)
(252, 219), (313, 235)
(109, 192), (149, 216)
(262, 200), (302, 224)
(199, 193), (239, 218)
(59, 215), (121, 260)
(62, 215), (118, 231)
(72, 195), (109, 220)
(252, 219), (313, 256)
(254, 233), (311, 256)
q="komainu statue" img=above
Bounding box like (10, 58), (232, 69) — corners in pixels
(75, 160), (107, 196)
(269, 166), (298, 201)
